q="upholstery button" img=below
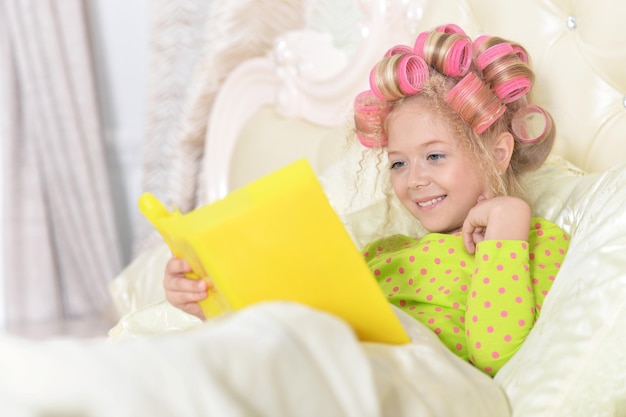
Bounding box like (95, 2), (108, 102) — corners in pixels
(567, 16), (577, 30)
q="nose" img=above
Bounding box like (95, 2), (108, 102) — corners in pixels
(408, 165), (429, 188)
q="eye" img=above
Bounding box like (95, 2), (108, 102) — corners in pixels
(390, 160), (406, 170)
(427, 153), (445, 162)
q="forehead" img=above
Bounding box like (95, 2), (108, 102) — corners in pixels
(386, 98), (459, 148)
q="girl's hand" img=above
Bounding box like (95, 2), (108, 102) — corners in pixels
(163, 257), (209, 320)
(462, 196), (531, 254)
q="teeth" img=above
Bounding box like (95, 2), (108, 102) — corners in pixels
(418, 197), (444, 207)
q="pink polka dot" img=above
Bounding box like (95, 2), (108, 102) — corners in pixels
(522, 242), (527, 250)
(483, 277), (490, 284)
(545, 249), (551, 256)
(409, 255), (415, 262)
(471, 291), (477, 298)
(438, 238), (445, 243)
(460, 285), (468, 291)
(374, 269), (381, 276)
(364, 252), (370, 257)
(559, 249), (565, 255)
(472, 315), (478, 323)
(415, 288), (422, 293)
(385, 277), (391, 282)
(453, 302), (460, 309)
(393, 286), (399, 292)
(518, 319), (526, 327)
(460, 261), (466, 267)
(504, 334), (511, 342)
(399, 300), (406, 307)
(386, 257), (392, 263)
(435, 307), (442, 312)
(428, 318), (435, 324)
(376, 246), (383, 252)
(496, 241), (502, 248)
(475, 341), (482, 349)
(445, 269), (452, 275)
(435, 328), (441, 334)
(408, 278), (414, 285)
(430, 277), (436, 283)
(420, 268), (427, 275)
(529, 253), (535, 260)
(498, 287), (506, 294)
(497, 264), (504, 271)
(438, 286), (444, 291)
(398, 267), (405, 274)
(459, 316), (465, 323)
(534, 222), (541, 229)
(549, 236), (556, 241)
(409, 305), (416, 310)
(423, 246), (429, 252)
(448, 248), (455, 254)
(555, 262), (561, 268)
(549, 275), (555, 281)
(426, 295), (433, 301)
(538, 264), (545, 269)
(542, 290), (548, 296)
(453, 327), (460, 333)
(512, 274), (519, 281)
(487, 326), (494, 333)
(515, 296), (523, 303)
(484, 301), (491, 308)
(501, 310), (508, 318)
(434, 258), (441, 264)
(537, 230), (544, 236)
(492, 351), (500, 359)
(510, 252), (517, 259)
(532, 278), (539, 285)
(483, 254), (489, 261)
(444, 289), (451, 295)
(456, 343), (463, 350)
(485, 366), (492, 373)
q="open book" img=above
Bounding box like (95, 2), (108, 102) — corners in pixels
(139, 158), (409, 345)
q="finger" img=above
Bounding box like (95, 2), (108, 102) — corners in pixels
(462, 221), (476, 254)
(168, 288), (208, 304)
(165, 257), (192, 275)
(165, 275), (208, 293)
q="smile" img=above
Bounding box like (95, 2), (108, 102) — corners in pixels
(417, 196), (446, 208)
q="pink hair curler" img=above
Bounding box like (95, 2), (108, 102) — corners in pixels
(354, 90), (389, 148)
(476, 43), (515, 70)
(436, 23), (466, 35)
(446, 72), (506, 134)
(493, 75), (531, 103)
(397, 54), (429, 95)
(385, 44), (413, 58)
(413, 31), (429, 57)
(444, 37), (472, 77)
(511, 104), (551, 143)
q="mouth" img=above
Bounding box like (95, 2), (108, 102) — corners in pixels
(416, 195), (446, 209)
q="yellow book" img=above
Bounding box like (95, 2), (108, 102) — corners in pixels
(138, 158), (409, 345)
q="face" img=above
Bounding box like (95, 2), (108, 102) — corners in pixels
(386, 99), (491, 234)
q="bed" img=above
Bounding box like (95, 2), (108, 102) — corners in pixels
(3, 0), (626, 416)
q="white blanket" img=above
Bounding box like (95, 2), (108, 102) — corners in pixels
(1, 302), (508, 417)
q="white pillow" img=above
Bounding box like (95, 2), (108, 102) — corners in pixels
(495, 161), (626, 417)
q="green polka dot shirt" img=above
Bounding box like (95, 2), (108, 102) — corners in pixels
(363, 217), (570, 376)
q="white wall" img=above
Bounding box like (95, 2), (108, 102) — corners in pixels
(87, 0), (150, 265)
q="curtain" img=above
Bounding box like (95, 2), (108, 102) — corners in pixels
(0, 0), (122, 331)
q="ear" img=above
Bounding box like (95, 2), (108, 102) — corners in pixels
(492, 132), (514, 173)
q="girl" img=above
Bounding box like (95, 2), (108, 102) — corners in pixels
(163, 24), (569, 376)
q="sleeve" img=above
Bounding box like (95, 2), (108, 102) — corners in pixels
(465, 239), (533, 376)
(465, 218), (570, 376)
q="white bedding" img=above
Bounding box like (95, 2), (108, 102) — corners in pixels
(1, 302), (508, 417)
(103, 156), (626, 417)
